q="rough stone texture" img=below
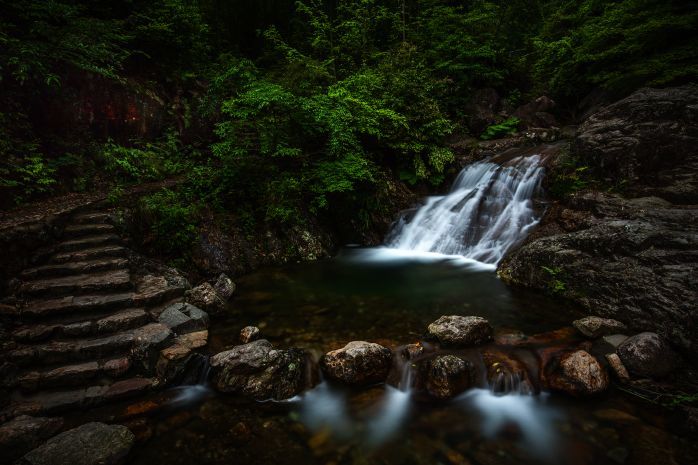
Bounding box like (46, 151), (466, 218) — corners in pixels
(157, 303), (209, 334)
(427, 315), (493, 347)
(0, 415), (63, 463)
(573, 316), (628, 338)
(546, 350), (609, 396)
(186, 282), (226, 314)
(605, 353), (630, 383)
(320, 341), (392, 386)
(210, 339), (305, 400)
(214, 273), (236, 300)
(419, 355), (472, 400)
(513, 96), (558, 129)
(499, 86), (698, 361)
(239, 326), (260, 344)
(19, 422), (134, 465)
(617, 332), (679, 379)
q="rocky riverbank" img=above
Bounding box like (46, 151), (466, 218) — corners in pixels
(498, 85), (698, 362)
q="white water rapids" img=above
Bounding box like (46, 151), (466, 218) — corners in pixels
(386, 154), (545, 265)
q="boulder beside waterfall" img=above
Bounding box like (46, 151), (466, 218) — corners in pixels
(427, 315), (493, 347)
(320, 341), (392, 385)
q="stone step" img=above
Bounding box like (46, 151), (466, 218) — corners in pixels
(7, 323), (173, 368)
(20, 269), (132, 298)
(22, 292), (135, 320)
(4, 377), (155, 417)
(54, 234), (121, 253)
(50, 245), (127, 264)
(13, 308), (150, 343)
(20, 258), (129, 280)
(63, 222), (115, 237)
(17, 357), (132, 391)
(70, 212), (112, 225)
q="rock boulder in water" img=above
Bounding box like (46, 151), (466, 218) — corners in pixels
(210, 339), (305, 400)
(427, 315), (493, 347)
(547, 350), (609, 396)
(239, 326), (260, 343)
(320, 341), (392, 385)
(19, 422), (134, 465)
(617, 332), (678, 379)
(573, 316), (628, 338)
(419, 355), (473, 400)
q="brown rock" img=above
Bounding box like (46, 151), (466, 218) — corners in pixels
(420, 355), (473, 400)
(239, 326), (260, 344)
(605, 353), (630, 383)
(547, 350), (609, 396)
(427, 315), (493, 347)
(320, 341), (392, 385)
(573, 316), (628, 338)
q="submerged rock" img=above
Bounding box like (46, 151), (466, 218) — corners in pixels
(186, 282), (225, 314)
(547, 350), (609, 396)
(427, 315), (493, 347)
(419, 355), (473, 400)
(19, 422), (134, 465)
(0, 416), (63, 463)
(573, 316), (627, 338)
(320, 341), (392, 385)
(239, 326), (260, 344)
(617, 332), (678, 379)
(210, 339), (305, 400)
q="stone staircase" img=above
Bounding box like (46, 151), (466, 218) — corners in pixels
(0, 209), (209, 420)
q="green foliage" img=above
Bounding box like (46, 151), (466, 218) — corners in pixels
(139, 189), (199, 260)
(541, 265), (566, 295)
(480, 117), (520, 140)
(534, 0), (698, 102)
(100, 134), (186, 183)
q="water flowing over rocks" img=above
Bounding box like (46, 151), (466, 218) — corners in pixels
(427, 316), (493, 347)
(418, 355), (473, 400)
(617, 332), (678, 379)
(210, 339), (306, 400)
(320, 341), (392, 385)
(19, 422), (134, 465)
(573, 316), (628, 338)
(498, 85), (698, 361)
(546, 350), (609, 396)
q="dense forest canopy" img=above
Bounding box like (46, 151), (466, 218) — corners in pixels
(1, 0), (696, 249)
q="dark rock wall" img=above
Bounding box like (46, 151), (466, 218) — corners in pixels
(499, 85), (698, 361)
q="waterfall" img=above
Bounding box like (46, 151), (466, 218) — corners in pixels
(387, 155), (545, 264)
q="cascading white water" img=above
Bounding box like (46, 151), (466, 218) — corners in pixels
(387, 155), (545, 264)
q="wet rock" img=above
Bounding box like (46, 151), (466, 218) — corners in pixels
(0, 415), (63, 463)
(401, 343), (425, 361)
(617, 332), (678, 379)
(210, 339), (305, 400)
(320, 341), (392, 385)
(573, 316), (627, 338)
(19, 422), (134, 465)
(239, 326), (260, 344)
(420, 355), (473, 400)
(157, 303), (209, 335)
(186, 283), (225, 314)
(427, 315), (493, 347)
(605, 353), (630, 383)
(547, 350), (609, 396)
(499, 86), (698, 362)
(214, 273), (236, 300)
(481, 348), (535, 394)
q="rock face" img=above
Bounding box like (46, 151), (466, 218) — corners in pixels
(19, 422), (134, 465)
(419, 355), (473, 400)
(513, 96), (558, 129)
(320, 341), (392, 385)
(573, 316), (627, 338)
(617, 332), (678, 379)
(210, 339), (306, 400)
(0, 416), (63, 463)
(186, 282), (225, 314)
(499, 86), (698, 361)
(546, 350), (609, 396)
(427, 315), (493, 347)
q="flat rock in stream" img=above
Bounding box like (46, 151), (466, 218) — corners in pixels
(19, 422), (134, 465)
(427, 315), (493, 347)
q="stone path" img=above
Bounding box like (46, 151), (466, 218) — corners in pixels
(0, 209), (209, 421)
